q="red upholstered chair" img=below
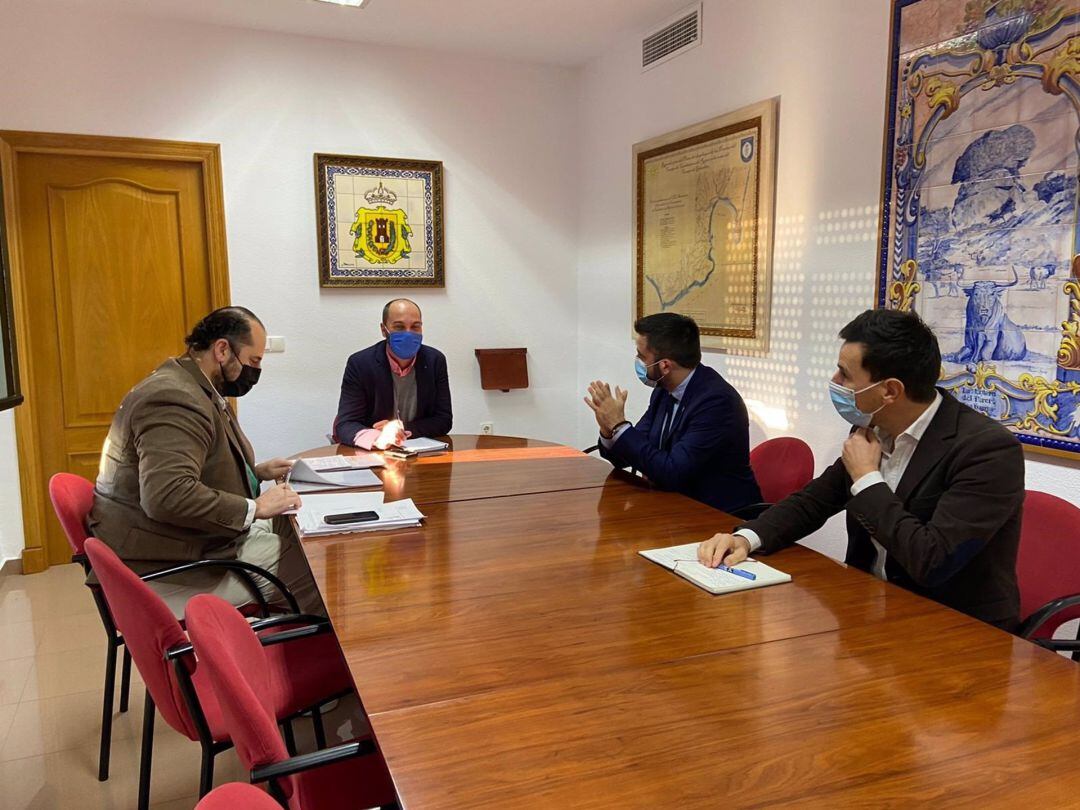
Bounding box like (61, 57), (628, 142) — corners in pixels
(49, 472), (132, 781)
(196, 783), (281, 810)
(185, 594), (399, 810)
(732, 437), (815, 520)
(1016, 490), (1080, 659)
(84, 539), (354, 810)
(48, 473), (296, 782)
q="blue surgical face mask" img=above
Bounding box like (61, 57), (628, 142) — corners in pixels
(387, 330), (423, 360)
(635, 358), (665, 388)
(828, 380), (885, 428)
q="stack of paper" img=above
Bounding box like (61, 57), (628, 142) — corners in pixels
(288, 455), (384, 493)
(401, 437), (449, 454)
(295, 492), (425, 537)
(639, 542), (791, 595)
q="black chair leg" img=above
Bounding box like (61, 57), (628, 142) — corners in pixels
(138, 691), (155, 810)
(98, 636), (119, 781)
(282, 719), (297, 756)
(119, 646), (133, 713)
(311, 704), (327, 750)
(199, 742), (216, 797)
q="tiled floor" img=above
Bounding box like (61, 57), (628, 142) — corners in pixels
(0, 563), (360, 810)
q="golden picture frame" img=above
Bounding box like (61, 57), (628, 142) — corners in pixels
(314, 153), (445, 288)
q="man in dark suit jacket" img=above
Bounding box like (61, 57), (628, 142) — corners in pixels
(585, 312), (761, 514)
(333, 298), (453, 448)
(698, 309), (1025, 630)
(91, 306), (323, 614)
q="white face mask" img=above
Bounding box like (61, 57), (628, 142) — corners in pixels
(828, 379), (886, 428)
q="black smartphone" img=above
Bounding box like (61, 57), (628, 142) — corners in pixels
(323, 510), (380, 525)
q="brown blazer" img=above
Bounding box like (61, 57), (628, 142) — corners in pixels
(89, 356), (258, 562)
(741, 391), (1025, 629)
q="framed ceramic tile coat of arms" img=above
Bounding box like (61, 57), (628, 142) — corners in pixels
(878, 0), (1080, 459)
(314, 154), (444, 287)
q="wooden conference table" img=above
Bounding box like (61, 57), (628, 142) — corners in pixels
(295, 435), (1080, 808)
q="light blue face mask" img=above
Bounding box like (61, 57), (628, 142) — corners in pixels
(387, 330), (423, 360)
(828, 380), (885, 428)
(635, 358), (666, 388)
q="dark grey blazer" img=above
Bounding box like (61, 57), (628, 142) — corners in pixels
(742, 390), (1025, 629)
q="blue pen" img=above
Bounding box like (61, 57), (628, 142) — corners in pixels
(717, 564), (756, 581)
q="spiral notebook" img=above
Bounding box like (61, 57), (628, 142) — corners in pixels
(639, 542), (791, 594)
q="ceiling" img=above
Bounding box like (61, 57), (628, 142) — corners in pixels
(38, 0), (694, 66)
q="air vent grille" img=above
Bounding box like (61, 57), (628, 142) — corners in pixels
(642, 6), (700, 70)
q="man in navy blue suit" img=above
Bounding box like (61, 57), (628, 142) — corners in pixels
(585, 312), (761, 514)
(333, 298), (452, 449)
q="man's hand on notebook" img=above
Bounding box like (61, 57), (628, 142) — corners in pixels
(697, 533), (750, 568)
(255, 457), (294, 482)
(255, 482), (303, 519)
(374, 419), (407, 450)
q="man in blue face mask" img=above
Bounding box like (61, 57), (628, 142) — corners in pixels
(333, 298), (453, 449)
(697, 309), (1025, 630)
(584, 312), (761, 514)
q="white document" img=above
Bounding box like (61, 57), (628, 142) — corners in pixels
(639, 542), (791, 595)
(302, 453), (385, 470)
(401, 437), (449, 453)
(287, 458), (383, 492)
(296, 492), (425, 537)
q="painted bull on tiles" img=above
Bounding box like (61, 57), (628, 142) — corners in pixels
(956, 268), (1027, 363)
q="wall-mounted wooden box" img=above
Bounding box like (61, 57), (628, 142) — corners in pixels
(474, 348), (528, 392)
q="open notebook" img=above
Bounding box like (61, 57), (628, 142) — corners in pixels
(639, 542), (791, 595)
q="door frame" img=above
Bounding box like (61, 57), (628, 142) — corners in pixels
(0, 131), (231, 573)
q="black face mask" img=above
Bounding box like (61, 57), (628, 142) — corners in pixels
(220, 344), (261, 397)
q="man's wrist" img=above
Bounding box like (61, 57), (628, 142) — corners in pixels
(601, 420), (630, 440)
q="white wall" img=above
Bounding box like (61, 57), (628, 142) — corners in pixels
(575, 0), (1080, 559)
(0, 2), (580, 561)
(1, 0), (1078, 565)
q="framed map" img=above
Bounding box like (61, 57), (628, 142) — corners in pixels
(634, 98), (778, 354)
(878, 0), (1080, 459)
(314, 154), (444, 287)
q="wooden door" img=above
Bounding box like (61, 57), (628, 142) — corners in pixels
(0, 132), (230, 572)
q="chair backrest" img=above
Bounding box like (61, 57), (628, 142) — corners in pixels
(48, 473), (96, 556)
(185, 595), (297, 801)
(749, 437), (815, 504)
(83, 538), (202, 738)
(1016, 490), (1080, 638)
(197, 782), (280, 810)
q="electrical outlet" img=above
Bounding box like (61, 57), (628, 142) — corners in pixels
(480, 421), (494, 435)
(266, 336), (286, 353)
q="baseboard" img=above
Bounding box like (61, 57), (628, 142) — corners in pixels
(0, 557), (22, 582)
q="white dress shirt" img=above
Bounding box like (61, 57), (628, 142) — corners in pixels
(736, 392), (944, 580)
(600, 367), (697, 449)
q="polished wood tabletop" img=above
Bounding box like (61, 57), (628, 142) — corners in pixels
(295, 436), (1080, 808)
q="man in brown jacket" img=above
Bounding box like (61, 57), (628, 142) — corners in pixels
(90, 306), (322, 614)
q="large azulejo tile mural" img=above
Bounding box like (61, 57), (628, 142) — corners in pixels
(880, 0), (1080, 458)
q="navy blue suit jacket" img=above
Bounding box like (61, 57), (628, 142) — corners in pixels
(333, 341), (453, 445)
(598, 364), (761, 514)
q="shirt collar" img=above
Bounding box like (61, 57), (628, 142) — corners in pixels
(669, 366), (696, 403)
(876, 390), (943, 450)
(386, 343), (416, 377)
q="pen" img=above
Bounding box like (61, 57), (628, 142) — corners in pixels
(717, 564), (756, 581)
(284, 464), (293, 488)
